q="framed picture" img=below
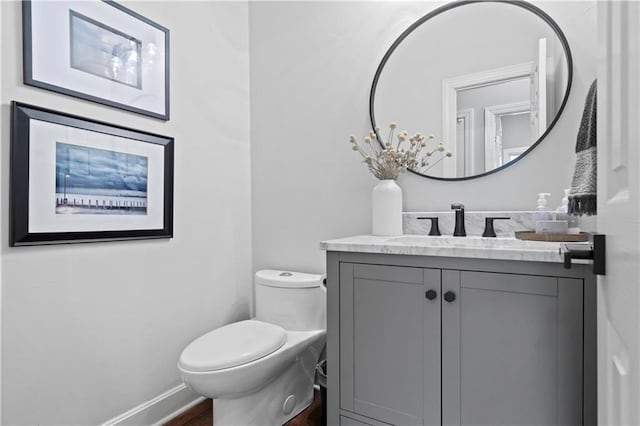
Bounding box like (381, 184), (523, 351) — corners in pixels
(10, 102), (174, 246)
(23, 0), (170, 120)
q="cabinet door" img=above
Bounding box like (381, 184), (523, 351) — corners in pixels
(340, 263), (441, 426)
(442, 270), (583, 426)
(341, 416), (371, 426)
(340, 415), (378, 426)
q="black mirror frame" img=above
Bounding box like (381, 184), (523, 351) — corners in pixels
(369, 0), (574, 181)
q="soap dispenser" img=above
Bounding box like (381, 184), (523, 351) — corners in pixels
(555, 189), (570, 221)
(535, 193), (553, 221)
(557, 188), (581, 234)
(535, 192), (564, 233)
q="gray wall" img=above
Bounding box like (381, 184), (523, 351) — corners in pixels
(249, 1), (597, 274)
(1, 1), (252, 424)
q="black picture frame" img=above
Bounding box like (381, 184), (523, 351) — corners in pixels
(23, 0), (170, 120)
(10, 102), (174, 246)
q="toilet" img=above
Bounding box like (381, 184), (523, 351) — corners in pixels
(178, 270), (326, 426)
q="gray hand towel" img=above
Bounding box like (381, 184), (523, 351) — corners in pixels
(568, 79), (597, 216)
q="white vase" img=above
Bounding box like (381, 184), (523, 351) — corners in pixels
(372, 179), (403, 236)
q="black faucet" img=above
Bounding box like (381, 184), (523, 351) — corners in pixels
(482, 217), (511, 237)
(417, 217), (442, 236)
(451, 203), (466, 237)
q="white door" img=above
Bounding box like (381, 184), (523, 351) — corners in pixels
(597, 2), (640, 425)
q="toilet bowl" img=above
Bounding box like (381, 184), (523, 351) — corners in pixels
(178, 270), (326, 426)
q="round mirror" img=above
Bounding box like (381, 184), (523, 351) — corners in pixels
(370, 0), (573, 180)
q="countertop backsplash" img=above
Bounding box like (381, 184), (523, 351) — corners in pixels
(403, 211), (597, 237)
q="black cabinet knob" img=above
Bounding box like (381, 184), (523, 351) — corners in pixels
(425, 289), (437, 300)
(444, 291), (456, 303)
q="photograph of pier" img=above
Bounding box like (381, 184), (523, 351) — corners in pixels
(55, 142), (148, 215)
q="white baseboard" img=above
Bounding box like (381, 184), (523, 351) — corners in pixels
(101, 383), (205, 426)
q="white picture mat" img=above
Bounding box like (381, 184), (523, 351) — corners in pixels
(30, 1), (166, 115)
(28, 119), (166, 233)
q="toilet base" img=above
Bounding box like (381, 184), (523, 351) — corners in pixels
(213, 351), (316, 426)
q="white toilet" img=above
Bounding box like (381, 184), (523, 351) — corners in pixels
(178, 270), (326, 426)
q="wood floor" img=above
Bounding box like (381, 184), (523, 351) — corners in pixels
(164, 391), (323, 426)
(164, 399), (212, 426)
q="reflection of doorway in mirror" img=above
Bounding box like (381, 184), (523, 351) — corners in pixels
(456, 78), (532, 174)
(484, 101), (531, 170)
(500, 113), (531, 164)
(444, 63), (533, 178)
(456, 109), (475, 176)
(442, 36), (558, 178)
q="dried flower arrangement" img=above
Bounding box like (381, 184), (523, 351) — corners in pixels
(349, 123), (452, 180)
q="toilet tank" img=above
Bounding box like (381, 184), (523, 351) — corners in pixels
(254, 270), (326, 331)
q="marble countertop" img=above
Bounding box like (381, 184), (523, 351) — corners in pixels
(320, 234), (591, 263)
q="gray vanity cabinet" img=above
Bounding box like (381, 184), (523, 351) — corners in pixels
(327, 252), (596, 426)
(441, 270), (583, 426)
(339, 263), (441, 426)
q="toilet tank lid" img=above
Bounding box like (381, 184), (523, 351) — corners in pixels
(255, 270), (323, 288)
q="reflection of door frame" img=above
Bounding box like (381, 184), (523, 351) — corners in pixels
(456, 108), (475, 175)
(442, 62), (532, 178)
(484, 101), (531, 170)
(502, 146), (529, 163)
(531, 38), (548, 139)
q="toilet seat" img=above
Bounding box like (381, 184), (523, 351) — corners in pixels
(179, 320), (287, 372)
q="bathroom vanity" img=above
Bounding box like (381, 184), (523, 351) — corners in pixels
(322, 235), (596, 426)
(330, 0), (597, 420)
